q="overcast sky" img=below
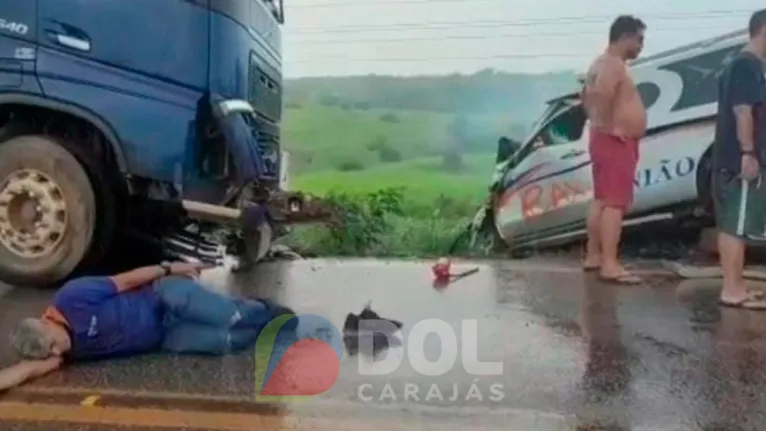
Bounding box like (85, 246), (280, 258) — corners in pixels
(281, 0), (763, 77)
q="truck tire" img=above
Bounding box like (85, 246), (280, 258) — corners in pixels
(0, 135), (96, 287)
(61, 140), (118, 271)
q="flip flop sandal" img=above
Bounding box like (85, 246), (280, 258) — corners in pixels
(585, 263), (636, 272)
(719, 297), (766, 310)
(598, 273), (642, 285)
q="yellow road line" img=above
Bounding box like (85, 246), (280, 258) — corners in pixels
(0, 401), (446, 431)
(80, 395), (101, 406)
(16, 385), (251, 403)
(11, 384), (568, 424)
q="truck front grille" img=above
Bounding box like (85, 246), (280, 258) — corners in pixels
(244, 113), (280, 181)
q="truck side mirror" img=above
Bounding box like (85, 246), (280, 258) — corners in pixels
(496, 137), (521, 163)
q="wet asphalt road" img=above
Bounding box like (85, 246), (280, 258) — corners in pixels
(0, 258), (765, 430)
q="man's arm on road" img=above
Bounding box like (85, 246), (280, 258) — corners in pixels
(110, 265), (166, 292)
(730, 59), (764, 153)
(584, 58), (624, 128)
(0, 357), (62, 392)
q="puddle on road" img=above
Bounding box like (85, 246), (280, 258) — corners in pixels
(198, 259), (591, 408)
(198, 260), (766, 429)
(3, 259), (766, 429)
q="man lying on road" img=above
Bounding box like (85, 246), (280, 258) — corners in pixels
(0, 261), (296, 391)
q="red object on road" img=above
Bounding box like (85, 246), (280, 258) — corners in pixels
(431, 257), (479, 288)
(431, 257), (452, 281)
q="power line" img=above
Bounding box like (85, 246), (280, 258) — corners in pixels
(289, 26), (733, 44)
(289, 53), (585, 63)
(288, 0), (763, 8)
(290, 0), (558, 8)
(289, 10), (751, 34)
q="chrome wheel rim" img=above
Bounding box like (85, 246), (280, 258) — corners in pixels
(0, 169), (68, 258)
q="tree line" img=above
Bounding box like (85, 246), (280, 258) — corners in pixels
(285, 68), (578, 123)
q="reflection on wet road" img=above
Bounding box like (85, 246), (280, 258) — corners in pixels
(0, 258), (766, 430)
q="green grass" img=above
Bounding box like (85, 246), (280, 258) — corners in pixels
(291, 154), (495, 218)
(282, 104), (506, 173)
(279, 103), (505, 257)
(277, 186), (494, 259)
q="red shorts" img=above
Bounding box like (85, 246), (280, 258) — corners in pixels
(589, 128), (639, 209)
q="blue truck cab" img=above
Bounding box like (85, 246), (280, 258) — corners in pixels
(0, 0), (321, 287)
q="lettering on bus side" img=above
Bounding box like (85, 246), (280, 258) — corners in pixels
(503, 156), (696, 221)
(519, 180), (592, 219)
(634, 157), (696, 189)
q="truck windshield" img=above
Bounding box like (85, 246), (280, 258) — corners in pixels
(262, 0), (284, 23)
(212, 0), (284, 25)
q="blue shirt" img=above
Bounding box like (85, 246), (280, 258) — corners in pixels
(52, 276), (165, 360)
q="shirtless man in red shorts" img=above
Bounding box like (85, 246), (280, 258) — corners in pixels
(581, 15), (647, 284)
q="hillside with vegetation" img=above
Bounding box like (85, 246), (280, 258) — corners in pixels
(279, 68), (579, 257)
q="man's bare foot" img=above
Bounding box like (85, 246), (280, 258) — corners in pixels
(599, 265), (642, 285)
(582, 255), (601, 271)
(719, 291), (766, 310)
(720, 289), (766, 307)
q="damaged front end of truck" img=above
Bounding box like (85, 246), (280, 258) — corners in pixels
(153, 94), (336, 268)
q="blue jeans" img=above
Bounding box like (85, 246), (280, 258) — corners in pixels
(154, 276), (275, 355)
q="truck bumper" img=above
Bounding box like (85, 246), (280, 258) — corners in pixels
(172, 193), (332, 266)
(181, 190), (335, 229)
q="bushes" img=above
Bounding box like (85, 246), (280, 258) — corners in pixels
(366, 136), (402, 163)
(441, 149), (464, 172)
(335, 159), (365, 171)
(279, 187), (482, 258)
(379, 113), (400, 123)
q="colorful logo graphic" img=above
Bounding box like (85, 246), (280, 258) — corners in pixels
(254, 314), (344, 401)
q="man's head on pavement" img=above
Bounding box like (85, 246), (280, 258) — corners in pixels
(608, 15), (646, 60)
(10, 317), (70, 360)
(749, 9), (766, 55)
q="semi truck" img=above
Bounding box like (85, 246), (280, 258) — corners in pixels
(0, 0), (327, 287)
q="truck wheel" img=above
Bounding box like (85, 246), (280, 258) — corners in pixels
(0, 135), (96, 287)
